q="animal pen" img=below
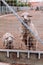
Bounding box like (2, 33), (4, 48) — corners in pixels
(0, 0), (43, 60)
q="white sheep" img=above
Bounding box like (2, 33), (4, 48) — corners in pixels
(2, 33), (14, 49)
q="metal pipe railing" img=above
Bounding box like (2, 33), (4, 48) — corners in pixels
(1, 0), (43, 44)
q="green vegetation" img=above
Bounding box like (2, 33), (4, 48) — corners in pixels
(17, 1), (31, 7)
(13, 0), (17, 6)
(17, 2), (29, 7)
(6, 0), (17, 6)
(1, 0), (31, 7)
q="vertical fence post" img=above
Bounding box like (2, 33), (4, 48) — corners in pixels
(17, 52), (19, 58)
(38, 53), (41, 59)
(28, 52), (30, 59)
(7, 51), (9, 58)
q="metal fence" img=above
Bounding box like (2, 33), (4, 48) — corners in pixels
(0, 6), (17, 14)
(0, 6), (31, 14)
(0, 49), (42, 59)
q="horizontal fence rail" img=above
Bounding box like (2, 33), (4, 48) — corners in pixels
(0, 6), (31, 14)
(0, 49), (43, 59)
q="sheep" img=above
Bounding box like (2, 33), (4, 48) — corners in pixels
(2, 33), (14, 49)
(21, 12), (38, 50)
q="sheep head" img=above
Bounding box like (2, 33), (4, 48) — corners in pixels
(2, 33), (14, 49)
